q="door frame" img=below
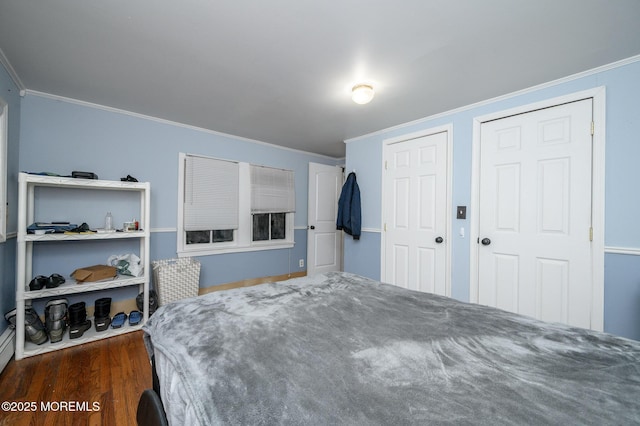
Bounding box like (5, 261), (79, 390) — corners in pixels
(469, 87), (606, 331)
(381, 124), (454, 296)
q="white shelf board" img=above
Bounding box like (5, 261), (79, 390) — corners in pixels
(22, 230), (147, 242)
(20, 173), (149, 191)
(22, 276), (146, 300)
(23, 319), (145, 357)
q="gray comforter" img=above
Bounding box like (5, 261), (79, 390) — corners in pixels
(143, 272), (640, 425)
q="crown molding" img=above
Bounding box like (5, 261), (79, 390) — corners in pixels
(0, 48), (25, 93)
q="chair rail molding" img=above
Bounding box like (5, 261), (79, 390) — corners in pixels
(604, 246), (640, 256)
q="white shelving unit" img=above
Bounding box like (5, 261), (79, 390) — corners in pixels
(14, 172), (151, 360)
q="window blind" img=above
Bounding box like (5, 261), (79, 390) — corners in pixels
(184, 155), (239, 231)
(250, 165), (295, 213)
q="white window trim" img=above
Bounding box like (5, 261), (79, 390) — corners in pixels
(177, 153), (295, 257)
(0, 97), (7, 243)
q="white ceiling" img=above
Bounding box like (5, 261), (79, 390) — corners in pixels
(1, 1), (640, 158)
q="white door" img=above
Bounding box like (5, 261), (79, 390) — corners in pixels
(383, 130), (450, 296)
(478, 99), (593, 328)
(307, 163), (343, 276)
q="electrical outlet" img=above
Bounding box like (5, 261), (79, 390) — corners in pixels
(299, 259), (304, 268)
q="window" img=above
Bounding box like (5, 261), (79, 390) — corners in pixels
(250, 165), (295, 243)
(186, 229), (234, 244)
(183, 154), (239, 247)
(177, 153), (295, 256)
(0, 97), (7, 243)
(252, 213), (286, 241)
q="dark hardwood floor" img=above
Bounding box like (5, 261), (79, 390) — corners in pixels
(0, 331), (151, 426)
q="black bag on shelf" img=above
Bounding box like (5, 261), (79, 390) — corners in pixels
(71, 171), (98, 179)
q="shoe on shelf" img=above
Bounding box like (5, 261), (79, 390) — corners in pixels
(5, 306), (49, 345)
(46, 273), (66, 289)
(4, 309), (16, 329)
(28, 275), (48, 291)
(45, 298), (68, 343)
(94, 297), (112, 332)
(136, 290), (158, 316)
(111, 312), (127, 329)
(128, 310), (142, 326)
(68, 302), (91, 339)
(23, 307), (48, 345)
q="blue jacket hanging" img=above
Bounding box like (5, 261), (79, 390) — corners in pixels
(336, 172), (361, 240)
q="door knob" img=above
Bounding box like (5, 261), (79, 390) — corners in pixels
(481, 238), (491, 246)
(435, 236), (444, 244)
(309, 225), (315, 230)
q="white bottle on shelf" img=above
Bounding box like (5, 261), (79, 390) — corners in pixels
(105, 212), (113, 230)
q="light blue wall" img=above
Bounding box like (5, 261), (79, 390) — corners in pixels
(604, 253), (640, 338)
(0, 63), (21, 335)
(18, 94), (339, 303)
(344, 58), (640, 341)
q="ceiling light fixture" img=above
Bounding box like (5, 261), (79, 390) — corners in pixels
(351, 83), (375, 105)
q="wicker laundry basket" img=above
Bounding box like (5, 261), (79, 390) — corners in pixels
(152, 258), (201, 306)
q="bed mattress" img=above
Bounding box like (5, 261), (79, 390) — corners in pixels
(143, 272), (640, 425)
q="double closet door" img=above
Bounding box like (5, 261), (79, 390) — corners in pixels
(477, 99), (595, 329)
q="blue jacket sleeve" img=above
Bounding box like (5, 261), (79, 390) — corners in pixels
(350, 179), (361, 240)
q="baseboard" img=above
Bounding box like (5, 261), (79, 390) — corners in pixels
(0, 327), (15, 374)
(109, 272), (308, 314)
(199, 271), (307, 295)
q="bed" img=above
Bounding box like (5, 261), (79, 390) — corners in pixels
(142, 271), (640, 425)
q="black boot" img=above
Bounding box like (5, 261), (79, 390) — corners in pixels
(45, 299), (68, 343)
(5, 307), (48, 345)
(94, 297), (112, 332)
(68, 302), (91, 339)
(136, 290), (158, 316)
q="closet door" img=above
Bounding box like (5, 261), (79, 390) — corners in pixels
(383, 130), (450, 296)
(477, 99), (593, 328)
